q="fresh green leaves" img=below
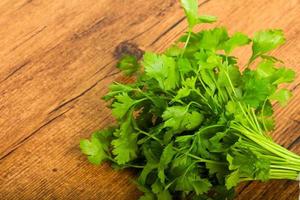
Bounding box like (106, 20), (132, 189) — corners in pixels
(272, 67), (296, 84)
(270, 89), (292, 106)
(256, 60), (296, 84)
(162, 105), (204, 133)
(80, 0), (299, 199)
(241, 59), (295, 108)
(199, 27), (229, 50)
(80, 129), (113, 164)
(180, 0), (199, 28)
(242, 69), (274, 108)
(112, 116), (139, 164)
(180, 0), (217, 29)
(223, 32), (251, 54)
(112, 93), (136, 119)
(250, 29), (285, 62)
(198, 15), (218, 24)
(176, 173), (212, 195)
(117, 55), (140, 76)
(189, 28), (250, 54)
(143, 52), (179, 90)
(225, 169), (239, 189)
(158, 144), (176, 184)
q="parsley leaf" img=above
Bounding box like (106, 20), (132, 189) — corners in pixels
(181, 0), (216, 29)
(250, 29), (285, 62)
(158, 143), (176, 184)
(112, 93), (136, 119)
(112, 116), (139, 164)
(225, 170), (239, 189)
(223, 32), (251, 54)
(80, 129), (113, 165)
(198, 27), (229, 50)
(143, 52), (179, 90)
(117, 55), (140, 76)
(270, 89), (292, 106)
(162, 105), (204, 133)
(242, 69), (275, 108)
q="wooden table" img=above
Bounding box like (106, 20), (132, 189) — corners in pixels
(0, 0), (299, 199)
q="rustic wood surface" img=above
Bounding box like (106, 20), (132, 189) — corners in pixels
(0, 0), (299, 199)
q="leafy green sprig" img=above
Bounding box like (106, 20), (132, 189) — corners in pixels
(80, 0), (299, 199)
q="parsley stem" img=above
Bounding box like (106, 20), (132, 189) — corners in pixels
(211, 71), (226, 103)
(270, 161), (300, 168)
(271, 165), (300, 171)
(185, 124), (224, 155)
(132, 122), (164, 145)
(270, 169), (298, 175)
(181, 29), (192, 57)
(192, 89), (214, 111)
(260, 99), (269, 132)
(269, 175), (298, 180)
(223, 68), (260, 132)
(125, 164), (145, 169)
(136, 129), (163, 145)
(172, 146), (226, 165)
(195, 72), (221, 108)
(251, 108), (263, 134)
(232, 124), (300, 163)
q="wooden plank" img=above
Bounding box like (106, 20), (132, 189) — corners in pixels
(0, 0), (299, 199)
(0, 0), (183, 158)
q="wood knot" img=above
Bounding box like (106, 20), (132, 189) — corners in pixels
(114, 41), (144, 60)
(52, 168), (58, 172)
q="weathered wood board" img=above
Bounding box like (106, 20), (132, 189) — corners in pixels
(0, 0), (299, 199)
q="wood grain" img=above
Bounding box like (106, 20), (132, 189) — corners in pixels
(0, 0), (299, 199)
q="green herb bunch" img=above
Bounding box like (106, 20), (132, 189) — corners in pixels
(80, 0), (299, 199)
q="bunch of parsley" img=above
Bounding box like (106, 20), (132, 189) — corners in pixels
(80, 0), (300, 199)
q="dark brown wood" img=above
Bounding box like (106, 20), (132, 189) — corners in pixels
(0, 0), (299, 199)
